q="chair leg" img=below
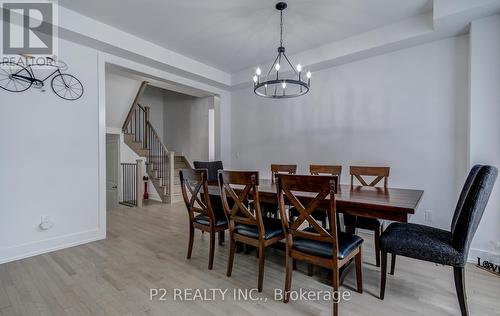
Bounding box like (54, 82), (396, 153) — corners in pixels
(454, 267), (469, 316)
(208, 232), (215, 270)
(390, 254), (396, 275)
(226, 235), (236, 277)
(332, 268), (339, 316)
(218, 231), (224, 246)
(355, 247), (363, 294)
(380, 251), (387, 300)
(307, 264), (314, 276)
(257, 244), (266, 292)
(187, 224), (194, 259)
(374, 226), (381, 267)
(284, 254), (293, 303)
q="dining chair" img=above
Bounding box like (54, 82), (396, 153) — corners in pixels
(193, 160), (224, 183)
(276, 174), (363, 316)
(299, 164), (343, 276)
(308, 164), (343, 227)
(260, 164), (297, 218)
(345, 166), (390, 267)
(271, 163), (297, 181)
(179, 168), (228, 270)
(379, 165), (497, 316)
(219, 170), (285, 292)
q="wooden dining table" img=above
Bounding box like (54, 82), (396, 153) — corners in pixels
(208, 179), (423, 223)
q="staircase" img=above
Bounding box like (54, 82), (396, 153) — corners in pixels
(122, 81), (191, 203)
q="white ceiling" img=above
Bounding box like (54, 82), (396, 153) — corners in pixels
(59, 0), (432, 73)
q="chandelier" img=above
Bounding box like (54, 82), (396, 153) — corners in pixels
(253, 2), (311, 99)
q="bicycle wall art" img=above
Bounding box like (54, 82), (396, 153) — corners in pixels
(0, 55), (84, 101)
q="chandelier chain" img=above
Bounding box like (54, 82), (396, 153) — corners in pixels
(280, 9), (283, 47)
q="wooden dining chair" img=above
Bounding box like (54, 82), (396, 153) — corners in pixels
(179, 168), (228, 270)
(300, 165), (343, 276)
(308, 164), (343, 227)
(219, 170), (285, 292)
(276, 174), (363, 316)
(345, 166), (389, 267)
(271, 164), (297, 182)
(310, 164), (342, 182)
(290, 164), (342, 231)
(259, 164), (297, 218)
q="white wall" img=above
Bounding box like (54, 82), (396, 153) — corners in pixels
(163, 91), (211, 162)
(105, 71), (142, 129)
(469, 15), (500, 263)
(0, 38), (102, 263)
(230, 36), (469, 231)
(141, 86), (165, 141)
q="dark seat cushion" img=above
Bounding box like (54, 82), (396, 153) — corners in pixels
(234, 218), (284, 240)
(344, 215), (381, 230)
(292, 228), (363, 259)
(194, 214), (227, 227)
(380, 222), (464, 267)
(193, 161), (223, 183)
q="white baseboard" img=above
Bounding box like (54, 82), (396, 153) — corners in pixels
(0, 229), (105, 265)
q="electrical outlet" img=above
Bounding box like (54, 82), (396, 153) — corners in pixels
(424, 210), (433, 223)
(39, 215), (53, 230)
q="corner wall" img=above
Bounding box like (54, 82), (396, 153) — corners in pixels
(468, 15), (500, 263)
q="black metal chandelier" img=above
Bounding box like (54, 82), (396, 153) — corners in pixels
(253, 2), (311, 99)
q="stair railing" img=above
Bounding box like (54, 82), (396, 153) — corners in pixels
(122, 81), (174, 203)
(145, 121), (174, 198)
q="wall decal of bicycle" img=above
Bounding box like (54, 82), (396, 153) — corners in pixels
(0, 55), (84, 101)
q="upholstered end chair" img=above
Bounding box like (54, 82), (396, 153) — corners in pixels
(379, 165), (498, 316)
(193, 160), (224, 183)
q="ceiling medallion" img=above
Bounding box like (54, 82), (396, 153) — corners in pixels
(253, 2), (311, 99)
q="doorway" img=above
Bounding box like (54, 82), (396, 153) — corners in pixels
(106, 134), (120, 210)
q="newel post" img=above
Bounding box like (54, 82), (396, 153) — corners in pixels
(136, 159), (143, 207)
(168, 152), (175, 204)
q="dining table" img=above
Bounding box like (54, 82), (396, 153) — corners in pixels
(208, 179), (424, 222)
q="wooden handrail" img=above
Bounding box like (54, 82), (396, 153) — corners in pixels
(122, 81), (148, 131)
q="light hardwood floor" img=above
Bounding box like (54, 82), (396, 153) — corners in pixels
(1, 201), (499, 316)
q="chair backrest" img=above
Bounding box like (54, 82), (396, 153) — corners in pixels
(276, 174), (339, 257)
(218, 170), (265, 238)
(451, 165), (497, 257)
(193, 161), (224, 183)
(350, 166), (390, 188)
(179, 168), (216, 223)
(310, 164), (342, 185)
(271, 164), (297, 183)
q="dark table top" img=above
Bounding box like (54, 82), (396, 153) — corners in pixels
(208, 179), (423, 222)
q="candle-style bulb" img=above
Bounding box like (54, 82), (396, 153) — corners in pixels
(281, 81), (287, 89)
(256, 67), (261, 76)
(275, 63), (280, 71)
(306, 71), (312, 79)
(296, 64), (302, 72)
(253, 75), (258, 83)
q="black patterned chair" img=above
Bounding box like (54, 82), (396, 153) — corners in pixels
(193, 161), (224, 183)
(379, 165), (497, 316)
